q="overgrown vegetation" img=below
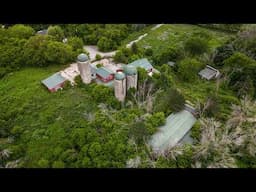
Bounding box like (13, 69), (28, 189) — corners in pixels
(1, 24), (256, 168)
(0, 24), (85, 78)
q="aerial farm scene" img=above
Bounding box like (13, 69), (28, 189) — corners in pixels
(0, 24), (256, 168)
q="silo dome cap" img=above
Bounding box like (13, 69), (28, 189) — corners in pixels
(115, 71), (126, 80)
(77, 53), (89, 62)
(124, 65), (137, 75)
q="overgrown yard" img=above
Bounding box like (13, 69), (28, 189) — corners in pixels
(0, 66), (148, 168)
(136, 24), (237, 119)
(137, 24), (231, 52)
(1, 24), (253, 168)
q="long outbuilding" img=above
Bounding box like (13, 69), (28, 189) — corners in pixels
(128, 58), (153, 72)
(96, 67), (114, 82)
(41, 72), (67, 92)
(149, 109), (197, 154)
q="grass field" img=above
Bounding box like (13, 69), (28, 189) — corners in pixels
(119, 25), (155, 48)
(137, 24), (232, 53)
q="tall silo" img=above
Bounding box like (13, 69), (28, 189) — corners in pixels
(124, 65), (138, 90)
(114, 71), (126, 102)
(77, 53), (91, 84)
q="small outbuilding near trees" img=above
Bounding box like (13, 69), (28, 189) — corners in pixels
(198, 65), (220, 80)
(41, 72), (67, 92)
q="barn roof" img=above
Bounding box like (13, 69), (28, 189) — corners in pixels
(96, 67), (113, 79)
(149, 110), (197, 153)
(41, 73), (66, 89)
(128, 58), (153, 71)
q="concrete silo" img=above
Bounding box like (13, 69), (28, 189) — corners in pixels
(77, 53), (91, 84)
(114, 71), (126, 102)
(124, 65), (138, 90)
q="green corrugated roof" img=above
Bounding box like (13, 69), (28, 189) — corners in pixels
(41, 73), (66, 89)
(150, 110), (197, 152)
(128, 58), (153, 71)
(96, 67), (113, 78)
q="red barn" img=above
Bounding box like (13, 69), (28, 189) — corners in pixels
(96, 67), (114, 82)
(41, 73), (67, 92)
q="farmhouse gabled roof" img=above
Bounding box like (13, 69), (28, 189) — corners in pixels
(41, 73), (66, 89)
(96, 67), (113, 79)
(128, 58), (153, 71)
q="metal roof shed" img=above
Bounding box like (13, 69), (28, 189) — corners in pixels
(198, 65), (220, 80)
(41, 73), (67, 92)
(128, 58), (153, 71)
(149, 110), (197, 153)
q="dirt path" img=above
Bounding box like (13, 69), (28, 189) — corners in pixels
(151, 24), (164, 31)
(83, 45), (116, 61)
(84, 24), (165, 60)
(126, 33), (148, 48)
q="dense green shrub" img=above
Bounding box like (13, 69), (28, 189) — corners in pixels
(154, 88), (185, 114)
(131, 42), (139, 54)
(129, 121), (149, 145)
(97, 37), (116, 52)
(154, 64), (174, 90)
(153, 46), (181, 65)
(145, 48), (153, 56)
(0, 38), (27, 68)
(95, 54), (102, 61)
(23, 35), (74, 67)
(148, 112), (166, 127)
(47, 25), (65, 42)
(223, 52), (256, 98)
(96, 63), (103, 68)
(167, 88), (185, 113)
(190, 121), (201, 143)
(213, 44), (234, 67)
(184, 37), (209, 56)
(0, 67), (12, 78)
(175, 144), (194, 168)
(203, 95), (220, 117)
(7, 24), (35, 39)
(52, 161), (65, 168)
(114, 47), (143, 64)
(67, 36), (84, 53)
(177, 58), (205, 82)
